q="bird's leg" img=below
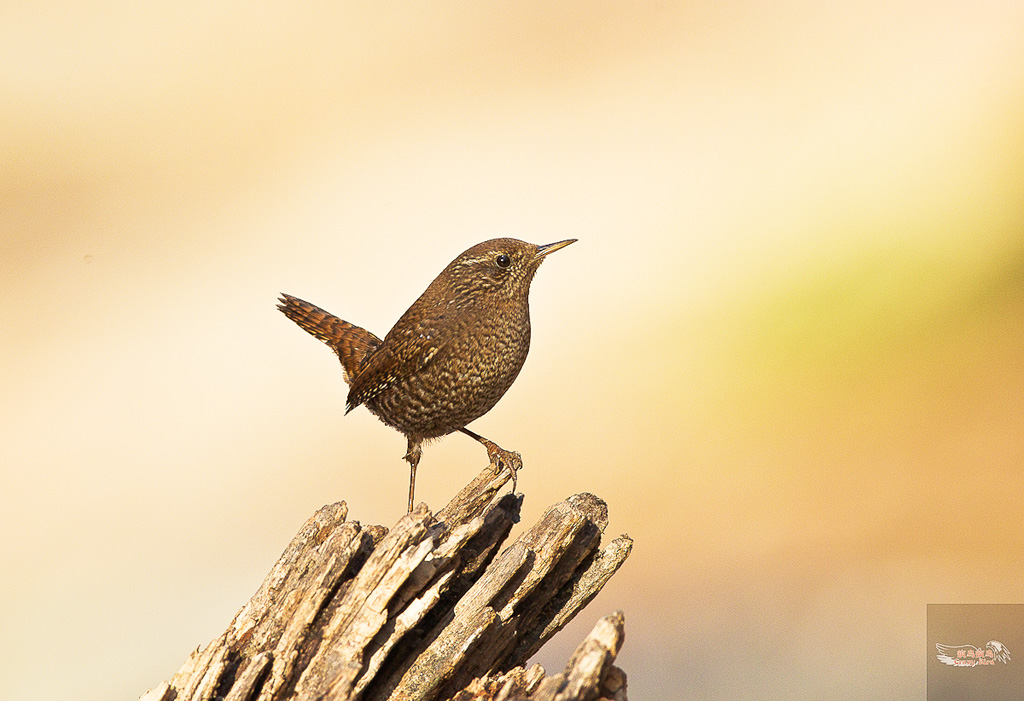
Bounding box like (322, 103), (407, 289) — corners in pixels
(459, 427), (522, 492)
(404, 437), (423, 513)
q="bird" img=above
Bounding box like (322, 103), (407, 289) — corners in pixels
(278, 237), (576, 512)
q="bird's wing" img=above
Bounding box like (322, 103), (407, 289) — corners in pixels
(936, 644), (977, 665)
(345, 317), (444, 411)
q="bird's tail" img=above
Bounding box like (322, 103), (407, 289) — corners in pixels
(277, 293), (382, 384)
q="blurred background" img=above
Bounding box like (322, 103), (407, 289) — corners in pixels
(2, 2), (1023, 699)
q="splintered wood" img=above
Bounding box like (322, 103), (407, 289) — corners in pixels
(141, 462), (632, 701)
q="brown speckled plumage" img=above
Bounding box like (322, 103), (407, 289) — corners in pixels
(278, 237), (575, 512)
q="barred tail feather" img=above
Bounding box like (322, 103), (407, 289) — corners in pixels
(277, 293), (382, 384)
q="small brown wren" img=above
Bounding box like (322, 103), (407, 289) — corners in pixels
(278, 237), (576, 512)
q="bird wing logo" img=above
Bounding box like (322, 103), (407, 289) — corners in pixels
(989, 640), (1012, 664)
(936, 641), (1011, 666)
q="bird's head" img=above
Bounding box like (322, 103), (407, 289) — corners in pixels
(440, 237), (577, 303)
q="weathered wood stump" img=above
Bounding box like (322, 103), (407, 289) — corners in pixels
(141, 460), (632, 701)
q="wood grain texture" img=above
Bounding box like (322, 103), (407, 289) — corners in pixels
(141, 462), (631, 701)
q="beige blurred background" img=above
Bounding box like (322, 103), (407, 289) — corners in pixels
(3, 2), (1023, 699)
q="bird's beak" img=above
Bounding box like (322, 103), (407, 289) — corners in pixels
(535, 239), (577, 259)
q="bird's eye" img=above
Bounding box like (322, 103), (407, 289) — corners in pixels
(495, 254), (511, 268)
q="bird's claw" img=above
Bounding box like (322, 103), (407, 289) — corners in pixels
(487, 446), (522, 493)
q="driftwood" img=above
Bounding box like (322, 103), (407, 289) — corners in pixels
(141, 460), (633, 701)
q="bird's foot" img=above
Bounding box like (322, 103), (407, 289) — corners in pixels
(460, 427), (522, 493)
(484, 443), (522, 493)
